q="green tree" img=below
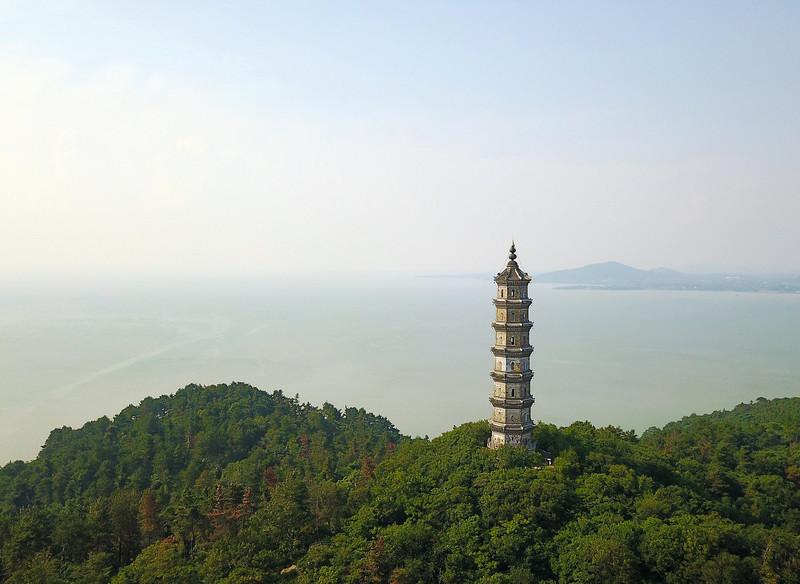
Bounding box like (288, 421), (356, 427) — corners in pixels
(112, 537), (200, 584)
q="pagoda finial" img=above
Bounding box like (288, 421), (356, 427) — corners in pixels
(509, 242), (517, 262)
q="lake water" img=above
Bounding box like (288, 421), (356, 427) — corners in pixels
(2, 274), (799, 463)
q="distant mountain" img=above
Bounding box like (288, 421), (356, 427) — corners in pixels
(536, 261), (800, 292)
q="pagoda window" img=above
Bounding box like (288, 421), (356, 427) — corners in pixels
(510, 289), (516, 297)
(510, 336), (515, 345)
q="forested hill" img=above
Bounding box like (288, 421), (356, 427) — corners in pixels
(0, 383), (403, 582)
(656, 396), (800, 434)
(2, 387), (800, 583)
(0, 383), (402, 509)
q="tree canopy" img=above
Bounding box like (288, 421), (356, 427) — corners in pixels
(2, 385), (800, 583)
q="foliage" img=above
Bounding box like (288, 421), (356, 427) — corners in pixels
(2, 387), (800, 582)
(0, 383), (401, 582)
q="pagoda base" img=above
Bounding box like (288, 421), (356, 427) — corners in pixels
(487, 429), (536, 450)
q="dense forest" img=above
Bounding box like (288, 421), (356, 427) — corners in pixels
(2, 383), (800, 583)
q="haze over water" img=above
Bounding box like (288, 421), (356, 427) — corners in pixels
(3, 5), (799, 467)
(2, 275), (799, 464)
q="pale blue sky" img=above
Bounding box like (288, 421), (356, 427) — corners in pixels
(2, 1), (798, 275)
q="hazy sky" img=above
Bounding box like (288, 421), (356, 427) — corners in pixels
(2, 2), (798, 276)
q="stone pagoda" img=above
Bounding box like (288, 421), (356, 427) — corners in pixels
(488, 243), (536, 449)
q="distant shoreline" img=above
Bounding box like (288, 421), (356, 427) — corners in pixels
(536, 261), (800, 293)
(551, 284), (800, 293)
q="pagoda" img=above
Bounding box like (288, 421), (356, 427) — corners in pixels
(488, 243), (535, 449)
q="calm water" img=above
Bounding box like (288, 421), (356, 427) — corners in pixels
(2, 275), (799, 463)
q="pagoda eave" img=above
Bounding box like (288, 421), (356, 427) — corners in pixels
(491, 346), (533, 358)
(489, 396), (535, 408)
(492, 298), (532, 308)
(489, 420), (536, 433)
(490, 370), (534, 382)
(492, 322), (533, 331)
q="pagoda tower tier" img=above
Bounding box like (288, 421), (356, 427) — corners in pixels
(488, 243), (536, 450)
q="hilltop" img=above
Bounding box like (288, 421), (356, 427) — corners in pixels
(536, 261), (800, 292)
(1, 384), (800, 583)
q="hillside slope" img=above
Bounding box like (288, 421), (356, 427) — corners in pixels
(2, 388), (800, 583)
